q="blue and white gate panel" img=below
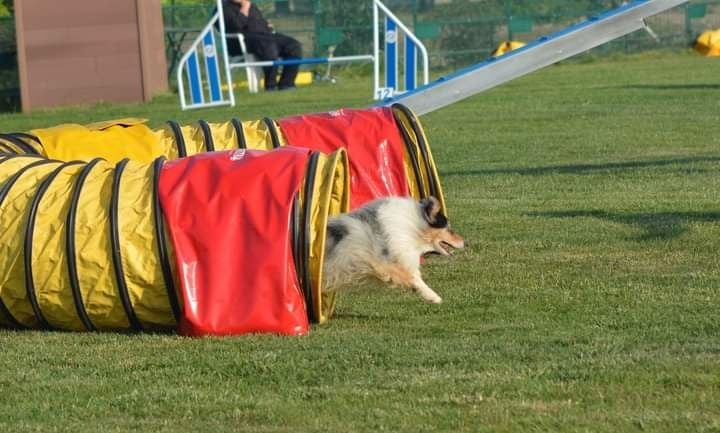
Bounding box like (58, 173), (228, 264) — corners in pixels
(385, 17), (397, 91)
(187, 52), (203, 105)
(202, 31), (222, 103)
(404, 36), (416, 91)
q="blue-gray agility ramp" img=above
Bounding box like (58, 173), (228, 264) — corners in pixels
(381, 0), (688, 115)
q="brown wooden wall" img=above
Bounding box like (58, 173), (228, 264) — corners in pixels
(15, 0), (168, 112)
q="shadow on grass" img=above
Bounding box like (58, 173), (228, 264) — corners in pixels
(527, 210), (720, 240)
(332, 311), (389, 321)
(620, 84), (720, 91)
(443, 155), (720, 177)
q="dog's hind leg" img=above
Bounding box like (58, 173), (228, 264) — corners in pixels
(370, 261), (442, 304)
(369, 261), (413, 286)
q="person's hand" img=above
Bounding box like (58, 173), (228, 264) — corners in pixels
(233, 0), (251, 16)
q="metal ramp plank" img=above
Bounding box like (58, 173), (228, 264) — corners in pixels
(381, 0), (688, 115)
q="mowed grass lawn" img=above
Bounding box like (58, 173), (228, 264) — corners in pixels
(0, 51), (718, 433)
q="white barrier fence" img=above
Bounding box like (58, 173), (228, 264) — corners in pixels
(177, 0), (429, 110)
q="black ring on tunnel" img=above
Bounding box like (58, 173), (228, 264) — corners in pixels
(262, 117), (281, 149)
(198, 120), (215, 152)
(0, 133), (39, 155)
(0, 159), (55, 328)
(109, 158), (144, 332)
(300, 151), (320, 323)
(152, 156), (182, 322)
(391, 109), (426, 200)
(166, 121), (188, 158)
(0, 140), (17, 155)
(392, 103), (440, 200)
(24, 160), (85, 330)
(290, 191), (302, 313)
(230, 118), (247, 149)
(9, 132), (41, 143)
(66, 158), (104, 332)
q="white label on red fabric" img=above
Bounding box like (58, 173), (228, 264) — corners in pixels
(377, 138), (397, 193)
(182, 261), (199, 315)
(230, 149), (247, 161)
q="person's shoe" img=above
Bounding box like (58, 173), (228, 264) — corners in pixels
(278, 84), (296, 91)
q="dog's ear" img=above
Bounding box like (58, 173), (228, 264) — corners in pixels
(420, 196), (448, 228)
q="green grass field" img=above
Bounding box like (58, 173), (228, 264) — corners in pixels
(1, 51), (719, 433)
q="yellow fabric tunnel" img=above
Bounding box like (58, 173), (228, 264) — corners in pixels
(1, 103), (445, 213)
(694, 29), (720, 57)
(0, 150), (349, 332)
(0, 154), (179, 331)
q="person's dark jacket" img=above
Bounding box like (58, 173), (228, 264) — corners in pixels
(223, 1), (272, 35)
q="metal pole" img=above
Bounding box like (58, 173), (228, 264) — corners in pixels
(412, 0), (418, 30)
(506, 0), (513, 41)
(373, 0), (380, 98)
(684, 3), (692, 42)
(215, 0), (235, 107)
(313, 0), (322, 57)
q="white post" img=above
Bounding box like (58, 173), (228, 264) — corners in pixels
(215, 0), (236, 107)
(373, 0), (380, 100)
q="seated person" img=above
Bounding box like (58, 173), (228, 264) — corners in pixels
(222, 0), (302, 91)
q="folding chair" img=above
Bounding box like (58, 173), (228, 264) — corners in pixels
(226, 32), (263, 93)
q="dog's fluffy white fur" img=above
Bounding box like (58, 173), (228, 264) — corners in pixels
(322, 196), (464, 304)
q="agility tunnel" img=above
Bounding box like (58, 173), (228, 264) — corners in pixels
(0, 103), (445, 213)
(0, 103), (445, 335)
(0, 148), (349, 335)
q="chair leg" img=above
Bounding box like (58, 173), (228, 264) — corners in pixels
(246, 67), (259, 93)
(323, 45), (336, 81)
(237, 33), (260, 94)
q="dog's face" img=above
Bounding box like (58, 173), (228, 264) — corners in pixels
(419, 197), (465, 256)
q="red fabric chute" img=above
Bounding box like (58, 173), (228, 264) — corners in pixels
(157, 148), (311, 336)
(278, 107), (409, 209)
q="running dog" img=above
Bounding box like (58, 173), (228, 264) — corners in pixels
(323, 196), (465, 304)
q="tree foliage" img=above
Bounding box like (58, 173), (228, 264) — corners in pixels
(0, 0), (12, 17)
(315, 0), (374, 56)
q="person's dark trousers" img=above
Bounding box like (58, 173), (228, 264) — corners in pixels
(244, 32), (302, 90)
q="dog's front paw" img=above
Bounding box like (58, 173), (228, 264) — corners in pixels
(412, 277), (442, 304)
(426, 294), (442, 304)
(417, 290), (442, 304)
